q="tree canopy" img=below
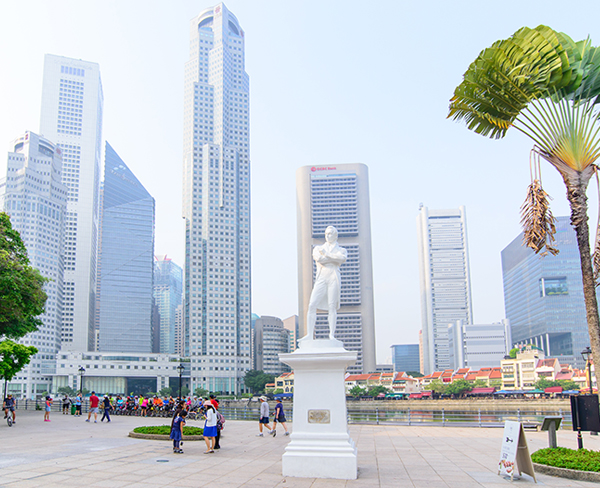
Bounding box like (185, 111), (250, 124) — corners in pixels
(0, 213), (47, 339)
(0, 340), (38, 383)
(243, 369), (275, 393)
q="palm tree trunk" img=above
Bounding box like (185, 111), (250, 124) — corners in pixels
(563, 167), (600, 390)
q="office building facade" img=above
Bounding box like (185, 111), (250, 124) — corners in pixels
(391, 344), (421, 374)
(448, 319), (511, 370)
(97, 142), (155, 353)
(0, 132), (68, 398)
(253, 315), (290, 375)
(154, 255), (183, 354)
(182, 4), (252, 394)
(39, 54), (103, 352)
(283, 315), (299, 352)
(501, 216), (591, 369)
(417, 205), (473, 375)
(296, 163), (377, 374)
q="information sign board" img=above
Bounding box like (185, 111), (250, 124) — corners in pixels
(498, 421), (536, 482)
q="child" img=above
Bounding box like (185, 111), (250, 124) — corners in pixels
(170, 409), (187, 453)
(44, 396), (53, 422)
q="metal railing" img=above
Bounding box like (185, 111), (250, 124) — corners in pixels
(12, 401), (573, 429)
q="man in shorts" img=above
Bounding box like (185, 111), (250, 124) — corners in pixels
(3, 394), (16, 424)
(256, 396), (272, 437)
(86, 391), (100, 423)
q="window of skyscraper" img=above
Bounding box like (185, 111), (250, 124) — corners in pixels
(539, 277), (568, 297)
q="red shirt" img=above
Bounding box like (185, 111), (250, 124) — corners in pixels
(89, 394), (99, 408)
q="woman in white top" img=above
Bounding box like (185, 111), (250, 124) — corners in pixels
(203, 403), (218, 453)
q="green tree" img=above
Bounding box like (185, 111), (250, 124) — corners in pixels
(274, 388), (284, 394)
(349, 385), (367, 397)
(57, 386), (77, 396)
(427, 380), (448, 395)
(159, 387), (173, 397)
(449, 25), (600, 388)
(181, 386), (190, 397)
(446, 379), (473, 397)
(367, 386), (390, 397)
(0, 213), (48, 339)
(0, 340), (38, 387)
(558, 380), (580, 391)
(243, 370), (275, 393)
(535, 378), (557, 390)
(194, 387), (208, 398)
(509, 348), (519, 359)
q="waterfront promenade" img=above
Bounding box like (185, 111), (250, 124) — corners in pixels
(1, 410), (598, 487)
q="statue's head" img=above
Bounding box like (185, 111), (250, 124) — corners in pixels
(325, 226), (338, 243)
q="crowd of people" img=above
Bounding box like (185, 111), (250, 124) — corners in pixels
(4, 391), (291, 455)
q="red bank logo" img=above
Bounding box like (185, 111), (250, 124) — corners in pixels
(311, 166), (336, 172)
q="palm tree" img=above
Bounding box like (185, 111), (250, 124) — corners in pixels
(448, 25), (600, 383)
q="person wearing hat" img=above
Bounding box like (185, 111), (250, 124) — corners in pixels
(101, 394), (112, 422)
(256, 396), (272, 437)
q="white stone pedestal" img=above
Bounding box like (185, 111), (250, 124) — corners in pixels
(279, 338), (358, 480)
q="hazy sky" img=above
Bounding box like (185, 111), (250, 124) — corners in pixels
(1, 1), (600, 364)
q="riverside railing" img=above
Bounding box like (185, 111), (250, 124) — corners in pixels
(12, 400), (573, 429)
(215, 406), (573, 429)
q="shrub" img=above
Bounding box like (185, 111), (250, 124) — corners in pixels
(532, 447), (600, 472)
(133, 425), (203, 436)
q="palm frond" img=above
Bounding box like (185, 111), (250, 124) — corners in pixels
(520, 178), (559, 256)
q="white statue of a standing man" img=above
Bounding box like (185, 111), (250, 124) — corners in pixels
(304, 226), (347, 341)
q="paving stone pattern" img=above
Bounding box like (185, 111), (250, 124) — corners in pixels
(1, 410), (599, 487)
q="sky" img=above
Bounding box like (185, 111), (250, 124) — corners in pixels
(1, 0), (600, 364)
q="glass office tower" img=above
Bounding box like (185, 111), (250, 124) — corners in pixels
(154, 255), (183, 354)
(97, 142), (155, 353)
(501, 216), (591, 368)
(183, 4), (252, 394)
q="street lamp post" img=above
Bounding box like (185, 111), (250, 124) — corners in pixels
(177, 364), (185, 400)
(78, 366), (85, 394)
(581, 347), (597, 436)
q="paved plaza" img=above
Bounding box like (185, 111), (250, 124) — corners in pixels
(1, 410), (599, 487)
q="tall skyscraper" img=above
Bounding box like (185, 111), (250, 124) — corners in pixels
(97, 142), (155, 352)
(417, 205), (473, 375)
(283, 315), (299, 352)
(182, 4), (251, 394)
(296, 163), (376, 374)
(0, 131), (67, 398)
(253, 315), (290, 375)
(40, 55), (103, 351)
(154, 255), (183, 354)
(501, 216), (591, 369)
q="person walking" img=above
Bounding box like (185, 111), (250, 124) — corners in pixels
(256, 396), (272, 437)
(203, 402), (217, 453)
(44, 396), (53, 422)
(170, 409), (187, 454)
(101, 395), (112, 422)
(74, 393), (82, 416)
(271, 399), (289, 436)
(86, 391), (99, 423)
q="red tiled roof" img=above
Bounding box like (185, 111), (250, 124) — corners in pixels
(489, 370), (502, 379)
(471, 387), (495, 395)
(367, 373), (381, 380)
(345, 374), (369, 381)
(544, 386), (563, 393)
(556, 372), (573, 381)
(537, 358), (558, 368)
(431, 371), (443, 379)
(455, 368), (470, 374)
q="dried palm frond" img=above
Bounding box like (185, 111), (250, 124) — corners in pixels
(520, 150), (558, 256)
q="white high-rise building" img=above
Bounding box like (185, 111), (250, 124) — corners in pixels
(39, 55), (104, 352)
(417, 205), (473, 374)
(0, 131), (68, 398)
(296, 163), (377, 374)
(182, 4), (251, 394)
